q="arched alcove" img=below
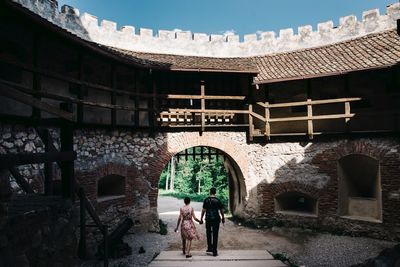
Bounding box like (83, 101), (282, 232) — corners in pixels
(275, 191), (318, 216)
(97, 174), (126, 202)
(338, 154), (382, 222)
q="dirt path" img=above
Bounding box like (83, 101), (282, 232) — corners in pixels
(158, 196), (396, 267)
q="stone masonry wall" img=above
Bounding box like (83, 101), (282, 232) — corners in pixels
(1, 123), (400, 239)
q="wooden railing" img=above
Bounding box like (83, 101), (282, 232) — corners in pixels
(77, 187), (109, 267)
(253, 97), (362, 140)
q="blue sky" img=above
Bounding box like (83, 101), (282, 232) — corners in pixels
(58, 0), (395, 37)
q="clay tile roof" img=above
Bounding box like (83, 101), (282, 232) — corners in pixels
(105, 47), (259, 74)
(252, 30), (400, 84)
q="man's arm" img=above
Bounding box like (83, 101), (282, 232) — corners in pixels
(220, 208), (225, 224)
(200, 208), (206, 224)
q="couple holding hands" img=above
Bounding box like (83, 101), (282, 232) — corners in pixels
(174, 187), (225, 258)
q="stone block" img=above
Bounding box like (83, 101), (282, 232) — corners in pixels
(139, 28), (153, 38)
(260, 31), (276, 41)
(226, 34), (239, 43)
(61, 5), (79, 16)
(281, 29), (295, 40)
(101, 20), (117, 31)
(120, 26), (135, 35)
(80, 13), (98, 27)
(158, 30), (175, 39)
(244, 34), (257, 42)
(298, 25), (312, 39)
(210, 34), (224, 42)
(176, 31), (191, 40)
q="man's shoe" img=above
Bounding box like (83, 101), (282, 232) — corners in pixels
(213, 251), (218, 257)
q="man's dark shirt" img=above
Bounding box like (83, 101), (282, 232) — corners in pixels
(203, 196), (223, 222)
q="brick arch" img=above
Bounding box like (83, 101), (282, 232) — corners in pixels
(144, 132), (249, 209)
(312, 139), (400, 220)
(75, 161), (139, 207)
(270, 182), (321, 200)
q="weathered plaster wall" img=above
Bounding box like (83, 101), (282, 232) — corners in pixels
(11, 0), (400, 57)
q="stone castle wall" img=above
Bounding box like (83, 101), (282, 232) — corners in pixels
(2, 123), (400, 239)
(11, 0), (400, 57)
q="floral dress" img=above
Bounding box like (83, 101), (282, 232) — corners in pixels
(180, 205), (199, 241)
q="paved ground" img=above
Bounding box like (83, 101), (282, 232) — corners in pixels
(149, 250), (286, 267)
(81, 196), (396, 267)
(158, 196), (396, 267)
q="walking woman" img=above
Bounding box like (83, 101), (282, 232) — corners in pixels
(174, 197), (201, 258)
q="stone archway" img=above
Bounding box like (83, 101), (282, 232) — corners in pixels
(145, 132), (249, 216)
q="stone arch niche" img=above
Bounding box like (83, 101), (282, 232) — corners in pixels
(275, 191), (318, 216)
(97, 174), (126, 202)
(338, 153), (382, 222)
(146, 132), (249, 217)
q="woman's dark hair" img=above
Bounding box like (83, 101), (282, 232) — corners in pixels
(184, 197), (191, 205)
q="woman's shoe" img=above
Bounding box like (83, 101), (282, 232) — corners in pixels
(186, 254), (192, 258)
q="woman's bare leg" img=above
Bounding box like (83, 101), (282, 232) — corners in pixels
(181, 237), (186, 254)
(186, 239), (192, 256)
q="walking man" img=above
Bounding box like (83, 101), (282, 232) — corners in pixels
(200, 187), (225, 256)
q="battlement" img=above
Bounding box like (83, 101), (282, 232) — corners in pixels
(12, 0), (400, 57)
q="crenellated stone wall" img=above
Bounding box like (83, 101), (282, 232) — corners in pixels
(10, 0), (400, 57)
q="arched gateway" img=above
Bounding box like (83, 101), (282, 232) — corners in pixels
(1, 1), (400, 266)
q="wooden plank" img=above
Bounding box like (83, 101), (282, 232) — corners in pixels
(78, 187), (87, 259)
(307, 99), (313, 140)
(42, 129), (54, 195)
(60, 121), (75, 199)
(78, 188), (104, 230)
(265, 102), (270, 139)
(166, 108), (248, 114)
(200, 81), (205, 133)
(0, 79), (148, 112)
(256, 97), (362, 108)
(77, 53), (84, 124)
(268, 113), (355, 123)
(111, 65), (117, 127)
(248, 104), (254, 141)
(8, 167), (35, 194)
(0, 152), (76, 169)
(31, 33), (41, 120)
(0, 83), (75, 121)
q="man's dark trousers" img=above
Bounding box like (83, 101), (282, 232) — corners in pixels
(206, 220), (220, 254)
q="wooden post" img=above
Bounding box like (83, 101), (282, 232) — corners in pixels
(103, 225), (109, 267)
(111, 65), (117, 127)
(78, 188), (86, 259)
(344, 75), (351, 133)
(170, 156), (175, 191)
(200, 80), (205, 134)
(42, 129), (54, 195)
(150, 75), (157, 130)
(134, 70), (140, 127)
(307, 99), (313, 140)
(32, 33), (41, 120)
(248, 104), (253, 141)
(77, 53), (84, 125)
(60, 117), (75, 200)
(264, 102), (270, 140)
(165, 161), (170, 191)
(344, 101), (351, 132)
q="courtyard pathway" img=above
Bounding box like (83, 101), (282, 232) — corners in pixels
(156, 196), (396, 267)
